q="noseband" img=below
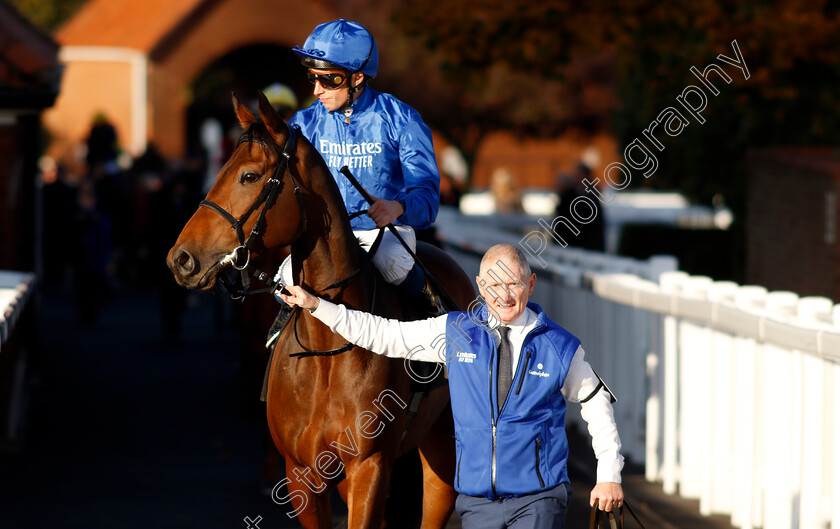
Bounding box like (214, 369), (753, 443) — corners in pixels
(199, 124), (305, 276)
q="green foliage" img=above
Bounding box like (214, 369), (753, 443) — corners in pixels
(391, 0), (617, 137)
(9, 0), (88, 32)
(608, 0), (840, 211)
(389, 0), (840, 208)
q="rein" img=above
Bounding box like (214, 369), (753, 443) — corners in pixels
(287, 221), (386, 358)
(288, 271), (379, 358)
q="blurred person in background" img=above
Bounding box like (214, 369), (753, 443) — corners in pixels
(553, 162), (605, 252)
(490, 166), (524, 214)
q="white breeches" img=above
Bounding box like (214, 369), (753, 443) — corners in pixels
(275, 226), (416, 288)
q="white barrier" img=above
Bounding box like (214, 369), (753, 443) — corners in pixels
(0, 271), (37, 352)
(0, 270), (36, 445)
(603, 272), (840, 529)
(435, 209), (839, 529)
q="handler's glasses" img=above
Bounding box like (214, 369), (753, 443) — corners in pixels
(307, 70), (348, 90)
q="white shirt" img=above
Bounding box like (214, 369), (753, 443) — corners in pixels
(487, 306), (535, 378)
(311, 300), (625, 483)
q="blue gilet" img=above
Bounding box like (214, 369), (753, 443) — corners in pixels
(444, 302), (580, 499)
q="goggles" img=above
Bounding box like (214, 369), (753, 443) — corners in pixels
(307, 70), (348, 90)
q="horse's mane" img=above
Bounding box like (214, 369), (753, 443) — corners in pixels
(238, 120), (277, 155)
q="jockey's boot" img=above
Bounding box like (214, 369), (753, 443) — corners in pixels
(419, 278), (446, 316)
(265, 302), (294, 350)
(400, 262), (446, 317)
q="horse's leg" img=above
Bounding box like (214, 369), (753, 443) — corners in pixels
(337, 479), (349, 503)
(332, 480), (351, 528)
(346, 454), (391, 529)
(261, 427), (280, 488)
(384, 450), (423, 528)
(418, 407), (457, 529)
(284, 462), (333, 529)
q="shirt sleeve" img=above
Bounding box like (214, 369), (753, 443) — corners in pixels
(394, 116), (440, 230)
(310, 299), (448, 362)
(561, 345), (625, 483)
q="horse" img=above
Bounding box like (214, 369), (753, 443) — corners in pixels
(167, 92), (476, 528)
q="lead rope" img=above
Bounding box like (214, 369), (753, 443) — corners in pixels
(589, 500), (646, 529)
(288, 272), (379, 358)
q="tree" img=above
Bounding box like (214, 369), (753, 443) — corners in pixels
(383, 0), (840, 207)
(9, 0), (87, 32)
(607, 0), (840, 204)
(382, 0), (619, 166)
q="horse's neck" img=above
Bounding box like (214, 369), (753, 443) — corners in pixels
(256, 244), (289, 278)
(292, 167), (368, 304)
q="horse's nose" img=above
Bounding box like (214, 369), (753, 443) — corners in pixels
(172, 248), (196, 276)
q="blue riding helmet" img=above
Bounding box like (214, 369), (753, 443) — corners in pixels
(293, 19), (379, 77)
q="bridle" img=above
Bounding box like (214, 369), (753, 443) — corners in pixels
(196, 121), (378, 358)
(199, 123), (305, 285)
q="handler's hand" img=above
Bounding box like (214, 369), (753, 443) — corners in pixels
(366, 194), (404, 228)
(279, 285), (320, 312)
(590, 482), (624, 512)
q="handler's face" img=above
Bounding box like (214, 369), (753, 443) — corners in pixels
(476, 257), (536, 325)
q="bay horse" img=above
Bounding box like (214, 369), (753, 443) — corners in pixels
(167, 92), (475, 528)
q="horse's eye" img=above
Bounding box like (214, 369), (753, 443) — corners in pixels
(240, 172), (261, 184)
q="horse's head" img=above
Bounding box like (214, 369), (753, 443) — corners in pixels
(167, 93), (306, 290)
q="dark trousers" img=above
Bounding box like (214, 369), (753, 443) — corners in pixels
(456, 482), (573, 529)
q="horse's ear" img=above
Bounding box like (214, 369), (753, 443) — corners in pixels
(232, 93), (256, 129)
(257, 91), (286, 144)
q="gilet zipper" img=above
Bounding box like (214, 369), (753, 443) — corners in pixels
(490, 324), (542, 497)
(489, 362), (498, 497)
(516, 350), (532, 395)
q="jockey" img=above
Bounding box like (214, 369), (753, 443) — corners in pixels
(267, 19), (443, 348)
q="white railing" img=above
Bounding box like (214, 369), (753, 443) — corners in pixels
(0, 271), (36, 352)
(434, 208), (839, 529)
(0, 270), (37, 444)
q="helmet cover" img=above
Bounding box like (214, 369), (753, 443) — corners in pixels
(293, 19), (379, 77)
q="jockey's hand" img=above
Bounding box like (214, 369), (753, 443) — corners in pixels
(366, 194), (404, 228)
(279, 285), (320, 312)
(590, 482), (624, 512)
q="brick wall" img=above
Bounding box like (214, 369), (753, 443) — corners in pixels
(472, 130), (618, 189)
(42, 60), (133, 170)
(746, 148), (840, 302)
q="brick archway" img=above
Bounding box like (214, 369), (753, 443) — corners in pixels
(184, 44), (307, 149)
(148, 0), (335, 158)
(44, 0), (337, 166)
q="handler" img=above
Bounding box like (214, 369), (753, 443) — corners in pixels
(280, 243), (624, 528)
